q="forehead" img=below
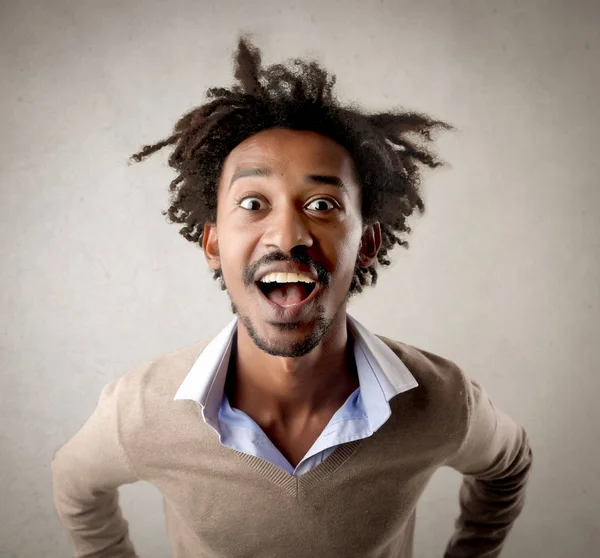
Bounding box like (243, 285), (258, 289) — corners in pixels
(222, 128), (357, 174)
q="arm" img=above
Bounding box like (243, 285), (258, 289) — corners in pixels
(51, 379), (140, 558)
(443, 376), (533, 558)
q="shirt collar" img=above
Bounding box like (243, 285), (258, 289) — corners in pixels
(174, 314), (418, 431)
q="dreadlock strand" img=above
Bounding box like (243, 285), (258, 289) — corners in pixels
(129, 134), (180, 163)
(233, 37), (263, 96)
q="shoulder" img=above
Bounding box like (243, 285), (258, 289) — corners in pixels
(106, 339), (211, 430)
(376, 334), (469, 396)
(120, 339), (210, 395)
(375, 335), (470, 453)
(83, 339), (211, 478)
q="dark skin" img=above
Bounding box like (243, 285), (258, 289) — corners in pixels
(203, 128), (382, 467)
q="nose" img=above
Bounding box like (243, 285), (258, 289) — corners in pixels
(261, 203), (314, 252)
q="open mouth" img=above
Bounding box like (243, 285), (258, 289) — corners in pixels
(256, 281), (317, 308)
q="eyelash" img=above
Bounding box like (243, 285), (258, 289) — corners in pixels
(234, 194), (339, 211)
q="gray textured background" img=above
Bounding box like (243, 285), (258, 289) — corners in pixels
(1, 0), (599, 556)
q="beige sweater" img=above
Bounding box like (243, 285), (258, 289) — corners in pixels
(51, 334), (533, 558)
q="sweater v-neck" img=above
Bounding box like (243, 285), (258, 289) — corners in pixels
(232, 438), (365, 496)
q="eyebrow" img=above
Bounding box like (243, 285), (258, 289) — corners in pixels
(229, 167), (271, 188)
(308, 175), (347, 191)
(229, 167), (347, 191)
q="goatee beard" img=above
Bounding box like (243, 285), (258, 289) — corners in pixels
(239, 313), (331, 357)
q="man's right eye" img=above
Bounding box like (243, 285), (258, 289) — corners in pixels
(239, 197), (264, 211)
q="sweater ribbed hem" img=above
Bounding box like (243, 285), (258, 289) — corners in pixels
(234, 439), (365, 497)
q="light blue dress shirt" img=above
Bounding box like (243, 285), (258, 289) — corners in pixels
(174, 314), (418, 476)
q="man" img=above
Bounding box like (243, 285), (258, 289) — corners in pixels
(51, 37), (533, 558)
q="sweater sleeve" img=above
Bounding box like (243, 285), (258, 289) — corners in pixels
(443, 376), (533, 558)
(51, 378), (140, 558)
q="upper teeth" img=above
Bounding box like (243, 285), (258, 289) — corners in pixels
(259, 272), (316, 284)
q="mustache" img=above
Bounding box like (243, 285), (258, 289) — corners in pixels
(243, 249), (330, 288)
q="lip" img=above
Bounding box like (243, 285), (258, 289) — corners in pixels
(255, 278), (322, 322)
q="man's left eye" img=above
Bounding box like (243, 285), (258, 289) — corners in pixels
(306, 199), (336, 211)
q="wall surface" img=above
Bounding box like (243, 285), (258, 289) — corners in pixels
(1, 0), (599, 556)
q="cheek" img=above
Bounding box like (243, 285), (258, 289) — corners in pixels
(339, 242), (361, 276)
(215, 228), (250, 283)
(328, 226), (362, 277)
(215, 222), (265, 289)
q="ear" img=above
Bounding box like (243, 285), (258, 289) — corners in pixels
(357, 222), (382, 269)
(202, 222), (221, 271)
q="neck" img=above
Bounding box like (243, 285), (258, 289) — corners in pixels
(225, 311), (359, 430)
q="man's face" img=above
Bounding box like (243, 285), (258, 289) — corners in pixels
(203, 127), (378, 357)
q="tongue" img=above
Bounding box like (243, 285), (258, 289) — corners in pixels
(267, 283), (307, 306)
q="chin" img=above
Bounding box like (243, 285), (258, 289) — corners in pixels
(239, 313), (331, 358)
